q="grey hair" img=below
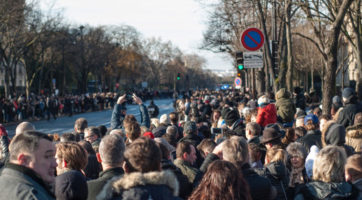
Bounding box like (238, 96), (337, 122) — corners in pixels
(313, 145), (346, 183)
(286, 142), (307, 160)
(222, 136), (249, 166)
(99, 134), (125, 166)
(246, 122), (261, 136)
(15, 122), (35, 135)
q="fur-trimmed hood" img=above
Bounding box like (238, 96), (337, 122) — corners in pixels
(97, 170), (179, 200)
(346, 124), (362, 138)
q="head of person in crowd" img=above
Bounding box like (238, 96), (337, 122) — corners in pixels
(188, 160), (252, 200)
(163, 125), (178, 147)
(265, 146), (287, 165)
(345, 154), (362, 184)
(219, 136), (249, 167)
(342, 87), (358, 104)
(211, 109), (221, 125)
(125, 121), (141, 143)
(304, 114), (319, 131)
(176, 141), (197, 165)
(123, 137), (161, 173)
(331, 95), (343, 119)
(97, 125), (107, 138)
(122, 114), (137, 128)
(84, 126), (100, 144)
(78, 140), (101, 179)
(261, 127), (282, 150)
(197, 139), (216, 158)
(15, 121), (35, 135)
(55, 170), (88, 200)
(345, 112), (362, 153)
(97, 134), (125, 170)
(109, 129), (126, 140)
(313, 145), (346, 183)
(159, 114), (170, 126)
(154, 137), (175, 158)
(319, 114), (331, 131)
(223, 109), (240, 128)
(248, 142), (263, 169)
(60, 133), (76, 142)
(9, 131), (57, 184)
(245, 122), (261, 141)
(169, 112), (178, 125)
(286, 142), (308, 187)
(281, 127), (296, 147)
(313, 107), (322, 118)
(48, 133), (60, 142)
(183, 121), (197, 137)
(55, 142), (88, 175)
(294, 126), (307, 139)
(74, 117), (88, 134)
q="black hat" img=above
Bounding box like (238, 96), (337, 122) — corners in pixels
(342, 88), (355, 99)
(260, 127), (281, 144)
(224, 109), (240, 126)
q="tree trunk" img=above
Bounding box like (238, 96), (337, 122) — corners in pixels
(285, 0), (294, 92)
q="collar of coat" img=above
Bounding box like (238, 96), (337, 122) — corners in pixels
(97, 170), (179, 199)
(346, 124), (362, 138)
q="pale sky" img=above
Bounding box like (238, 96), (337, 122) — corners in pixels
(39, 0), (233, 71)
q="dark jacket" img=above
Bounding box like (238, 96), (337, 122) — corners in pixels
(295, 92), (306, 110)
(147, 103), (159, 118)
(87, 167), (124, 200)
(0, 163), (55, 200)
(84, 154), (102, 180)
(110, 103), (150, 130)
(0, 135), (9, 168)
(346, 124), (362, 153)
(152, 124), (168, 138)
(231, 118), (245, 137)
(337, 101), (362, 128)
(276, 88), (296, 123)
(55, 170), (88, 200)
(161, 159), (192, 199)
(179, 133), (202, 148)
(294, 181), (359, 200)
(241, 163), (275, 200)
(97, 170), (181, 200)
(173, 158), (203, 188)
(256, 161), (289, 200)
(297, 130), (322, 153)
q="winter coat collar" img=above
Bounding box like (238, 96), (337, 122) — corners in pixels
(97, 170), (179, 199)
(99, 167), (124, 179)
(346, 124), (362, 138)
(302, 181), (357, 199)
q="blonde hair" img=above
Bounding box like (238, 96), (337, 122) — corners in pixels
(222, 136), (249, 166)
(313, 145), (346, 183)
(266, 147), (287, 164)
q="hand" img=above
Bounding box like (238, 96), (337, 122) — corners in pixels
(133, 94), (143, 105)
(117, 94), (127, 105)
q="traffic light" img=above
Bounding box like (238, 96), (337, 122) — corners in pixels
(177, 73), (181, 80)
(236, 51), (244, 70)
(237, 72), (241, 77)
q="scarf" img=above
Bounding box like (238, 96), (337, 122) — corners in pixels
(289, 166), (305, 187)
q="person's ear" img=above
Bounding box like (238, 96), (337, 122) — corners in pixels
(63, 160), (67, 168)
(17, 153), (30, 166)
(183, 152), (188, 160)
(123, 162), (130, 174)
(96, 152), (102, 163)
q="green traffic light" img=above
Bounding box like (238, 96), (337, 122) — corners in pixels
(177, 77), (180, 80)
(238, 65), (244, 70)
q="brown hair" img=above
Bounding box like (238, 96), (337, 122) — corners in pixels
(169, 112), (178, 124)
(354, 112), (362, 125)
(124, 137), (161, 173)
(304, 120), (319, 131)
(74, 118), (88, 132)
(281, 127), (295, 146)
(56, 142), (88, 171)
(188, 160), (252, 200)
(123, 115), (137, 129)
(176, 141), (192, 159)
(125, 121), (141, 141)
(266, 146), (287, 164)
(345, 154), (362, 180)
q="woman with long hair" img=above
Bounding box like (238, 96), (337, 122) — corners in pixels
(188, 160), (252, 200)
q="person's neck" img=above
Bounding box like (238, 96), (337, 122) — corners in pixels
(102, 164), (122, 171)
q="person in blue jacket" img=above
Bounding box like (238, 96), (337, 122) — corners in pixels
(110, 93), (150, 130)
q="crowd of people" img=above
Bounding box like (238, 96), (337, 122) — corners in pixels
(0, 87), (361, 200)
(0, 90), (173, 123)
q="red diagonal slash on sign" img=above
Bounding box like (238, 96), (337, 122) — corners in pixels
(246, 32), (260, 46)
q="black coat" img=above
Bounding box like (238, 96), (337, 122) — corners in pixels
(337, 102), (362, 128)
(87, 167), (124, 200)
(294, 181), (359, 200)
(241, 163), (275, 200)
(297, 130), (322, 153)
(98, 170), (181, 200)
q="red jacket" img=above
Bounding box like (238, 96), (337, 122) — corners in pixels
(256, 103), (277, 127)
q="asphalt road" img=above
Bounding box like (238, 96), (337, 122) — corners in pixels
(4, 98), (175, 137)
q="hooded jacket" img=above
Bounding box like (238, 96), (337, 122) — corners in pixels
(256, 103), (277, 127)
(97, 170), (181, 200)
(276, 88), (296, 123)
(337, 98), (362, 128)
(294, 181), (359, 200)
(346, 124), (362, 153)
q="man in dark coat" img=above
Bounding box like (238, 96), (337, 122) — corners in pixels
(87, 134), (125, 200)
(147, 100), (159, 118)
(337, 88), (362, 128)
(97, 137), (180, 200)
(224, 108), (245, 137)
(297, 114), (322, 153)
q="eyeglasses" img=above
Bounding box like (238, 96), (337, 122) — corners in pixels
(85, 134), (96, 140)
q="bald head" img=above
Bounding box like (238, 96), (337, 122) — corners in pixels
(15, 122), (35, 135)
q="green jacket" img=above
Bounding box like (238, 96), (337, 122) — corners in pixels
(276, 88), (296, 123)
(173, 158), (202, 187)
